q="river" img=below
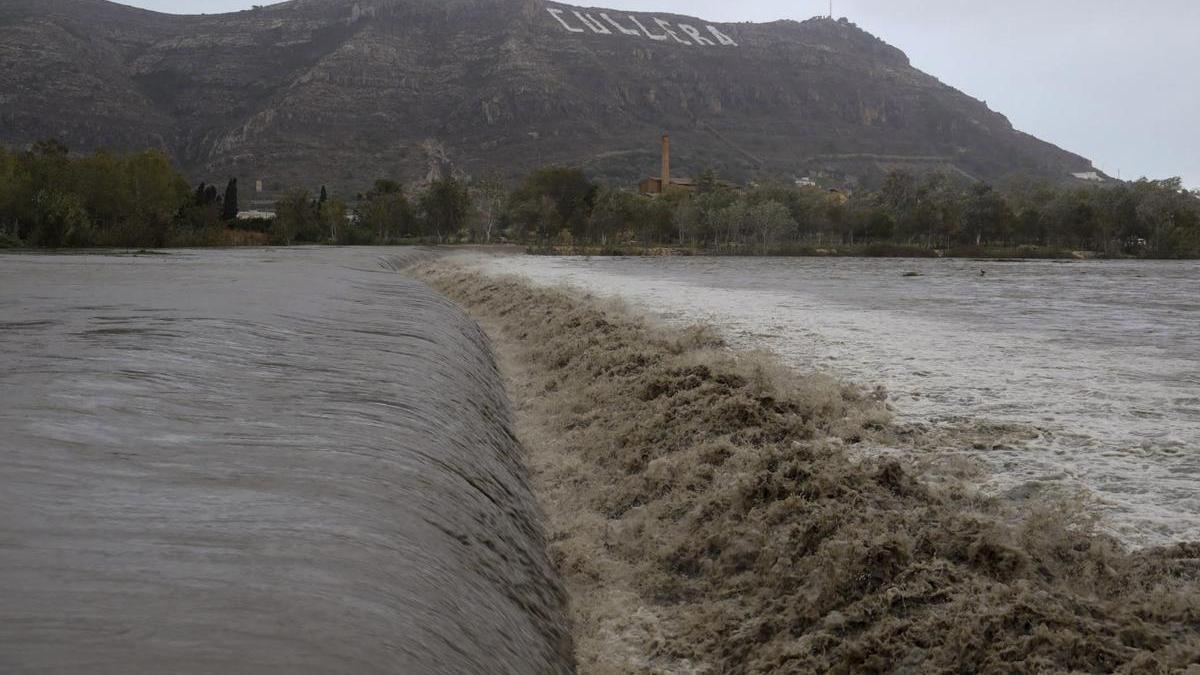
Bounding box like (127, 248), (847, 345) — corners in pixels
(0, 248), (572, 674)
(464, 253), (1200, 548)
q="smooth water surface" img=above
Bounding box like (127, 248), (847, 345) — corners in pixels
(0, 248), (571, 674)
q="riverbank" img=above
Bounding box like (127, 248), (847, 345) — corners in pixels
(415, 262), (1200, 673)
(7, 239), (1190, 261)
(526, 242), (1122, 260)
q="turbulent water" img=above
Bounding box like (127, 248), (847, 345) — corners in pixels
(0, 248), (572, 674)
(467, 254), (1200, 548)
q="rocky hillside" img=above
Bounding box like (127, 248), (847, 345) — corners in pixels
(0, 0), (1099, 192)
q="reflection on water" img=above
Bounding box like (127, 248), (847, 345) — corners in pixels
(0, 248), (572, 673)
(470, 254), (1200, 548)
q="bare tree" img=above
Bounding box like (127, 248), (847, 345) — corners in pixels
(473, 172), (506, 243)
(674, 198), (702, 247)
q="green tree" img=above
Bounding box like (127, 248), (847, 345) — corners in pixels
(177, 199), (223, 234)
(31, 191), (92, 248)
(320, 197), (347, 243)
(1012, 207), (1045, 244)
(638, 195), (676, 246)
(673, 196), (703, 246)
(912, 173), (962, 248)
(696, 168), (721, 195)
(586, 187), (637, 245)
(31, 139), (69, 158)
(221, 178), (239, 221)
(509, 167), (596, 241)
(746, 200), (795, 254)
(712, 199), (750, 252)
(24, 141), (73, 233)
(359, 180), (414, 243)
(272, 190), (317, 245)
(695, 191), (740, 245)
(419, 175), (472, 243)
(963, 184), (1014, 246)
(0, 147), (25, 239)
(864, 209), (896, 241)
(1042, 191), (1097, 249)
(119, 150), (190, 246)
(74, 151), (130, 233)
(0, 143), (193, 248)
(1164, 206), (1200, 257)
(1133, 178), (1190, 255)
(880, 170), (917, 214)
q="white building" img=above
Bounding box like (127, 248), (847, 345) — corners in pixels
(237, 210), (276, 221)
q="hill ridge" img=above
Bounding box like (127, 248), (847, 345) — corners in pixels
(0, 0), (1097, 192)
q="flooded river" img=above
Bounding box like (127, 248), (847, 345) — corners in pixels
(467, 254), (1200, 548)
(0, 248), (572, 673)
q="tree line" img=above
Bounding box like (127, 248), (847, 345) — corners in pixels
(300, 165), (1198, 258)
(484, 167), (1200, 258)
(0, 140), (480, 249)
(3, 140), (1198, 258)
(0, 141), (255, 248)
(268, 176), (478, 246)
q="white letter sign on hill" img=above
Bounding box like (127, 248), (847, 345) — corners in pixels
(546, 8), (584, 32)
(574, 11), (611, 34)
(601, 13), (640, 36)
(546, 8), (738, 47)
(678, 24), (715, 47)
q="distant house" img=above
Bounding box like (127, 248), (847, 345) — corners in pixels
(237, 210), (276, 221)
(1072, 171), (1105, 182)
(639, 133), (696, 195)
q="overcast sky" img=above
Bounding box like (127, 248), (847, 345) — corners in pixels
(119, 0), (1199, 188)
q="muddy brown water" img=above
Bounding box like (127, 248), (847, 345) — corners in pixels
(470, 253), (1200, 548)
(0, 248), (572, 673)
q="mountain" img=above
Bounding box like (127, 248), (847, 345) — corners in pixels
(0, 0), (1099, 195)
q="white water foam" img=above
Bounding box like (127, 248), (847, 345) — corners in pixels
(464, 253), (1200, 548)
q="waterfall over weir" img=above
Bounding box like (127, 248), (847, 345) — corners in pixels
(0, 248), (573, 673)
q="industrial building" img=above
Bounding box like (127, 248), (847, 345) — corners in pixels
(639, 133), (696, 195)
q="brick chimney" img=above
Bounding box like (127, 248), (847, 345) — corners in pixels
(661, 133), (670, 193)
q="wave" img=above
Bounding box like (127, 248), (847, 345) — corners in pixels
(416, 261), (1200, 673)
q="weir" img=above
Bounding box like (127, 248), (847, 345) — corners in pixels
(0, 249), (573, 673)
